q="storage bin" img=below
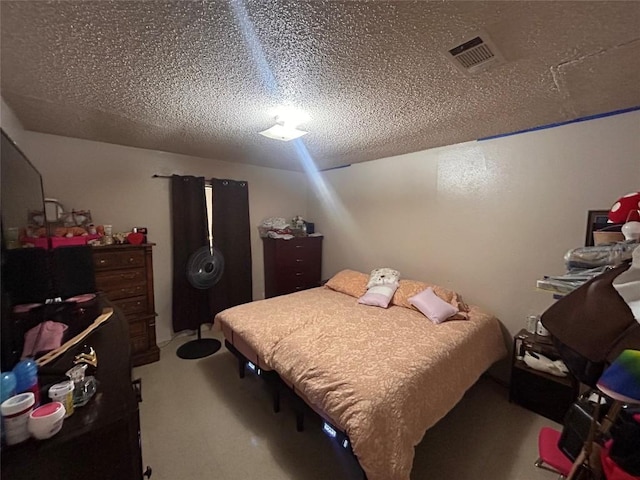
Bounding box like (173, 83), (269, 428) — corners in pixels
(21, 235), (101, 249)
(593, 231), (624, 245)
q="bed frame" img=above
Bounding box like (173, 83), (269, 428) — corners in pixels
(224, 340), (365, 476)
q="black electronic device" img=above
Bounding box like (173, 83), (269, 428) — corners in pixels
(1, 130), (98, 370)
(1, 129), (48, 370)
(3, 247), (52, 304)
(559, 399), (598, 461)
(51, 245), (97, 299)
(304, 221), (315, 235)
(185, 245), (224, 290)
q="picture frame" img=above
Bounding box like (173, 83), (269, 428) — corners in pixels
(585, 210), (610, 246)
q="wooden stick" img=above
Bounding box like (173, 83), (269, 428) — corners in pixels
(36, 308), (113, 367)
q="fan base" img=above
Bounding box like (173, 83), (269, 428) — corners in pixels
(176, 338), (222, 359)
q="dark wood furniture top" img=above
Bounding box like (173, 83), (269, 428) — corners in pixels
(1, 299), (145, 480)
(263, 236), (323, 298)
(92, 244), (159, 367)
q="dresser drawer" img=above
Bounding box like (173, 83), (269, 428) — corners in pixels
(128, 317), (148, 338)
(275, 240), (322, 267)
(93, 250), (146, 271)
(113, 296), (148, 316)
(131, 336), (149, 355)
(101, 283), (147, 301)
(277, 278), (320, 295)
(95, 268), (146, 290)
(277, 267), (319, 285)
(276, 255), (313, 268)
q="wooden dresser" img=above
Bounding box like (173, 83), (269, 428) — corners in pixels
(92, 244), (160, 366)
(263, 236), (323, 298)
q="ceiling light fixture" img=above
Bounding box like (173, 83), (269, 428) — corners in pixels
(259, 107), (310, 142)
(259, 123), (308, 141)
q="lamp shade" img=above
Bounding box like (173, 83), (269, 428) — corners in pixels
(597, 350), (640, 404)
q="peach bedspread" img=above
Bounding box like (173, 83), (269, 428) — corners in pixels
(215, 287), (506, 480)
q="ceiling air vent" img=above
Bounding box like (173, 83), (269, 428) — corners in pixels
(444, 32), (505, 74)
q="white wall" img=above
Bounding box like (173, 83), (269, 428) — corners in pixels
(1, 98), (28, 146)
(1, 107), (309, 344)
(4, 98), (639, 369)
(307, 111), (640, 343)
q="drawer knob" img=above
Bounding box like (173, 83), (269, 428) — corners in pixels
(295, 245), (304, 249)
(295, 272), (303, 276)
(128, 257), (135, 263)
(99, 259), (106, 265)
(296, 259), (303, 263)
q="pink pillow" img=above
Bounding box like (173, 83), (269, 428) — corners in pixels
(21, 320), (68, 359)
(358, 283), (398, 308)
(409, 287), (459, 324)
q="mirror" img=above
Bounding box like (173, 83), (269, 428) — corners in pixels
(44, 198), (65, 223)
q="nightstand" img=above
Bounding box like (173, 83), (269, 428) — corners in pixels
(509, 329), (579, 423)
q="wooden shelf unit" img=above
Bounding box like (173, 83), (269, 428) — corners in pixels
(509, 329), (579, 423)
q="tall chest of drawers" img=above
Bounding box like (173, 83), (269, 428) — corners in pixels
(263, 236), (323, 298)
(92, 243), (160, 366)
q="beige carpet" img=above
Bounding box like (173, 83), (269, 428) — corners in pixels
(134, 328), (562, 480)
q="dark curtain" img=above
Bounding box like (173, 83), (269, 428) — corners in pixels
(210, 178), (252, 317)
(170, 175), (211, 332)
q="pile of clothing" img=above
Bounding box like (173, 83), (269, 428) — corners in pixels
(537, 241), (638, 295)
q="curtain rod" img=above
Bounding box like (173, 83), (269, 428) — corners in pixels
(152, 174), (213, 186)
(152, 175), (248, 188)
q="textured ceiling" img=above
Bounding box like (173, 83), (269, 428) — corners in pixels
(1, 1), (639, 172)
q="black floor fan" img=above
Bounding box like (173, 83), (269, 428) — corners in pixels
(176, 244), (225, 359)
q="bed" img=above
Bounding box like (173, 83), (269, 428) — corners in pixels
(215, 270), (507, 480)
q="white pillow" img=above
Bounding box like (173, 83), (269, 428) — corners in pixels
(366, 267), (401, 289)
(358, 283), (399, 308)
(409, 287), (459, 324)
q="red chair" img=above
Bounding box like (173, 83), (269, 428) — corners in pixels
(535, 427), (574, 479)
